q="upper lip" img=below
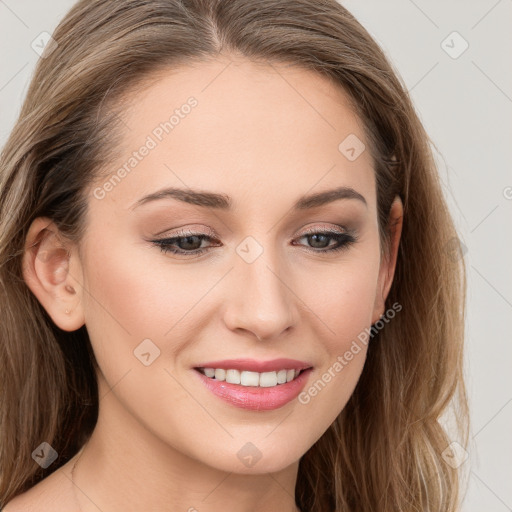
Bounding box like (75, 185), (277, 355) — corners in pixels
(193, 358), (313, 373)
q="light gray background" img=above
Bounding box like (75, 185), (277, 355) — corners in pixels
(1, 1), (511, 509)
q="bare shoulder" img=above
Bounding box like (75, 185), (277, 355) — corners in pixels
(3, 460), (77, 512)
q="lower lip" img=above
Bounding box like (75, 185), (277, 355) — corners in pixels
(193, 368), (313, 411)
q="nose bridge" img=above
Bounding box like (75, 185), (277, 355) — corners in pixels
(223, 235), (297, 340)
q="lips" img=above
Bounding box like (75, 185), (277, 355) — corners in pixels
(193, 358), (313, 373)
(193, 366), (314, 410)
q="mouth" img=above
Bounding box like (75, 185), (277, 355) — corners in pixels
(194, 366), (311, 388)
(193, 365), (314, 411)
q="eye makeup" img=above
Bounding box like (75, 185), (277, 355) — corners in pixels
(150, 225), (358, 258)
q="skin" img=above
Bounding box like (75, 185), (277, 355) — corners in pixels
(12, 55), (402, 512)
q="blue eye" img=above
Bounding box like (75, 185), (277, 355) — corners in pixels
(151, 228), (357, 257)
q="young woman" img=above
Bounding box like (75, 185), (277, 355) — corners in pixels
(0, 0), (469, 510)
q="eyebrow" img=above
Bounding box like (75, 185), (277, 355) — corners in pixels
(129, 185), (367, 211)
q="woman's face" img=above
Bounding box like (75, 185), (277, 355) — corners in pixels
(24, 56), (401, 474)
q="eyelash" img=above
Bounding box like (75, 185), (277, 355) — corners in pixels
(151, 227), (358, 257)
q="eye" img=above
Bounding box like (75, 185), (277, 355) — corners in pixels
(150, 226), (358, 257)
(292, 227), (358, 254)
(151, 228), (219, 257)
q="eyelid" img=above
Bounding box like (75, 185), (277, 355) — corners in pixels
(156, 225), (218, 238)
(156, 224), (351, 243)
(156, 222), (353, 239)
(298, 224), (350, 236)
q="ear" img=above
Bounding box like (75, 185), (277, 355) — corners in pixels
(21, 217), (85, 332)
(372, 195), (403, 323)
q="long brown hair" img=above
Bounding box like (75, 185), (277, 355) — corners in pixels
(0, 0), (469, 510)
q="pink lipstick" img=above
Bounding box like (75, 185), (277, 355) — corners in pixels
(192, 358), (313, 411)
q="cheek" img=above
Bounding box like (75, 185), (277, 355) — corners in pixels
(294, 253), (379, 418)
(78, 240), (204, 452)
(301, 253), (380, 350)
(81, 235), (193, 333)
(323, 271), (378, 347)
(78, 237), (169, 380)
(79, 234), (222, 381)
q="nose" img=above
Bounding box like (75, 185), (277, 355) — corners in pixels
(223, 252), (298, 341)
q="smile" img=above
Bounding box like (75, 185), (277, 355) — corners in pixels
(193, 367), (313, 411)
(196, 367), (306, 387)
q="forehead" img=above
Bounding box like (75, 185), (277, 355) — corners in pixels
(91, 56), (376, 215)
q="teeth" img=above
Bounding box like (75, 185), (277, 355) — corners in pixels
(225, 369), (240, 384)
(277, 369), (287, 384)
(241, 371), (259, 386)
(200, 367), (305, 387)
(204, 368), (215, 378)
(214, 368), (226, 381)
(259, 371), (277, 387)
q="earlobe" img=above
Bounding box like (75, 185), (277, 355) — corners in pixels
(372, 195), (403, 323)
(22, 217), (85, 332)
